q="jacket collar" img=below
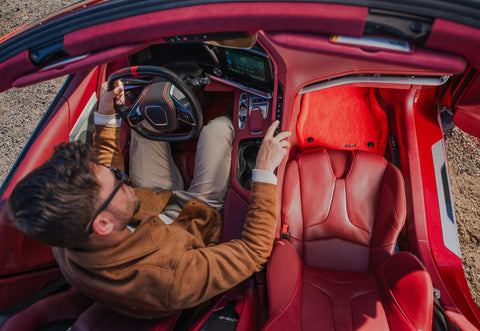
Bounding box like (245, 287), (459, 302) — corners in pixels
(65, 217), (160, 268)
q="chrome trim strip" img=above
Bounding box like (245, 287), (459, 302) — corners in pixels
(299, 75), (449, 94)
(432, 139), (461, 258)
(40, 53), (89, 71)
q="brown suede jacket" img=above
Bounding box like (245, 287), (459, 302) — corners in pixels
(53, 125), (279, 319)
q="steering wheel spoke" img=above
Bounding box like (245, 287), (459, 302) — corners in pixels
(107, 66), (203, 141)
(126, 105), (145, 126)
(122, 78), (152, 90)
(171, 95), (195, 125)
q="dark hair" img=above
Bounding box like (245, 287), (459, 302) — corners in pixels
(7, 141), (100, 247)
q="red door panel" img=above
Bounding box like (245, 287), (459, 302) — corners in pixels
(439, 66), (480, 138)
(452, 69), (480, 138)
(0, 66), (100, 309)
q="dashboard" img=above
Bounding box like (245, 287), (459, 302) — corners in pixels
(129, 42), (274, 97)
(128, 41), (277, 192)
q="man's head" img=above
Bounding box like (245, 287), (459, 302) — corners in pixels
(7, 141), (139, 248)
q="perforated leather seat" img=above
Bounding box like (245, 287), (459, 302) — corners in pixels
(263, 148), (433, 331)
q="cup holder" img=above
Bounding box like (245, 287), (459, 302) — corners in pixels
(237, 139), (262, 190)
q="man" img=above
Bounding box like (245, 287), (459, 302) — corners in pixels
(7, 82), (291, 319)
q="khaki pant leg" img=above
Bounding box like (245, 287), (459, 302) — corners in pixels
(173, 116), (234, 213)
(129, 130), (184, 191)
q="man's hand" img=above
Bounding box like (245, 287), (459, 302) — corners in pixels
(97, 81), (124, 115)
(255, 120), (291, 172)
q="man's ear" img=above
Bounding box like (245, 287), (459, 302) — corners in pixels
(92, 214), (115, 236)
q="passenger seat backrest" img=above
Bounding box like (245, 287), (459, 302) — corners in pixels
(282, 148), (406, 273)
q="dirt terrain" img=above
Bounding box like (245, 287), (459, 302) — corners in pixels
(445, 129), (480, 305)
(1, 0), (479, 309)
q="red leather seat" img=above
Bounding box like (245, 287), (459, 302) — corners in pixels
(1, 280), (260, 331)
(173, 151), (196, 189)
(0, 288), (181, 331)
(263, 148), (433, 331)
(0, 289), (93, 331)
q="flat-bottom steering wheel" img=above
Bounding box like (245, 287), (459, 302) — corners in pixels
(107, 66), (203, 141)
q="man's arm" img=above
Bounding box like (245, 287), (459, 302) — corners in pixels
(167, 121), (291, 310)
(93, 82), (125, 171)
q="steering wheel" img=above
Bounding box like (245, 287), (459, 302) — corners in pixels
(107, 66), (203, 141)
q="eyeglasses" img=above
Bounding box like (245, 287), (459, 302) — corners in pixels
(85, 166), (131, 236)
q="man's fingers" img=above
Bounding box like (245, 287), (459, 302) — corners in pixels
(102, 80), (122, 92)
(98, 81), (124, 114)
(115, 96), (125, 105)
(114, 79), (124, 88)
(273, 131), (291, 142)
(265, 121), (291, 140)
(265, 120), (280, 137)
(278, 140), (290, 149)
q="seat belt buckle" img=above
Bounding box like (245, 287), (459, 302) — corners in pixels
(281, 224), (290, 240)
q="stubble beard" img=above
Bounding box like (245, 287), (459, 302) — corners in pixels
(133, 196), (141, 215)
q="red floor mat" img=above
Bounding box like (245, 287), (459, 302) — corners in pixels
(297, 86), (388, 155)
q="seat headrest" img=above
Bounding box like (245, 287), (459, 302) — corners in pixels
(325, 149), (352, 178)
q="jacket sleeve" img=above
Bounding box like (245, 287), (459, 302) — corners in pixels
(93, 125), (125, 172)
(166, 182), (278, 310)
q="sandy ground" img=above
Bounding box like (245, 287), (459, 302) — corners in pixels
(445, 129), (480, 305)
(1, 0), (479, 309)
(0, 1), (78, 187)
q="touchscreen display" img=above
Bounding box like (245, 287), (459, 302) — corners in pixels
(224, 48), (267, 84)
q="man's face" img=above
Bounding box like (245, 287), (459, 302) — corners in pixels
(94, 164), (140, 232)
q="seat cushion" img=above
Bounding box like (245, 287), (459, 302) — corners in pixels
(263, 240), (391, 331)
(302, 266), (389, 331)
(264, 241), (433, 331)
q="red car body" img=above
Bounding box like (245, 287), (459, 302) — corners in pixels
(0, 1), (479, 330)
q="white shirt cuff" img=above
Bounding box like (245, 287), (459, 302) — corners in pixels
(252, 169), (277, 185)
(94, 112), (121, 127)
